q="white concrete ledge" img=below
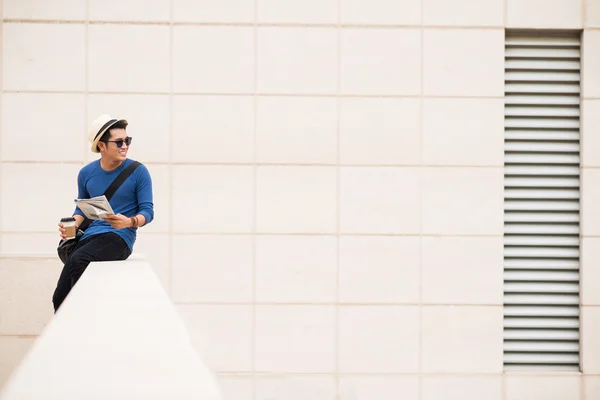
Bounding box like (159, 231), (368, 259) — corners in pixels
(0, 256), (223, 400)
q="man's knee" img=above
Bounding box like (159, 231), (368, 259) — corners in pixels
(66, 252), (92, 283)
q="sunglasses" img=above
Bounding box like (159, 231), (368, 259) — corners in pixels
(107, 137), (133, 148)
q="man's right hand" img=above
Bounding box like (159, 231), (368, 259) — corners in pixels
(58, 222), (67, 240)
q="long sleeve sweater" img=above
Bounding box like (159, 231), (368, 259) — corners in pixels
(73, 158), (154, 251)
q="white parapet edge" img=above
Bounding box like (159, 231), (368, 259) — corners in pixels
(0, 255), (223, 400)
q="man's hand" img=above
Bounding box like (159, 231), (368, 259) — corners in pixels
(58, 222), (67, 240)
(103, 214), (132, 229)
(58, 215), (84, 240)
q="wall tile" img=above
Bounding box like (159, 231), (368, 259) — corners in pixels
(257, 97), (337, 164)
(582, 168), (600, 236)
(339, 236), (420, 303)
(177, 305), (253, 372)
(2, 23), (85, 91)
(172, 235), (253, 303)
(422, 167), (503, 235)
(339, 376), (419, 400)
(422, 306), (503, 373)
(1, 163), (82, 232)
(255, 305), (336, 373)
(339, 306), (419, 373)
(87, 94), (170, 163)
(582, 101), (600, 166)
(339, 98), (420, 165)
(84, 148), (102, 164)
(218, 376), (253, 400)
(341, 28), (421, 96)
(505, 375), (581, 400)
(586, 0), (600, 27)
(173, 26), (254, 94)
(257, 166), (337, 234)
(0, 337), (36, 389)
(132, 234), (170, 293)
(583, 30), (600, 98)
(340, 0), (421, 25)
(423, 29), (504, 97)
(88, 25), (170, 93)
(582, 238), (600, 305)
(584, 376), (600, 400)
(172, 95), (254, 163)
(582, 306), (600, 373)
(423, 0), (503, 26)
(0, 257), (62, 335)
(3, 0), (85, 20)
(172, 166), (254, 233)
(422, 98), (504, 166)
(256, 236), (337, 303)
(0, 233), (57, 254)
(422, 376), (502, 400)
(257, 28), (337, 94)
(340, 167), (420, 234)
(173, 0), (254, 23)
(258, 0), (337, 23)
(256, 376), (337, 400)
(507, 0), (583, 28)
(89, 0), (170, 21)
(422, 236), (503, 305)
(2, 93), (85, 162)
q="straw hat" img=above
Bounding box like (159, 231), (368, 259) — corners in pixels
(87, 114), (128, 153)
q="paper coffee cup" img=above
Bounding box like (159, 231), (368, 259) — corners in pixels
(61, 217), (77, 240)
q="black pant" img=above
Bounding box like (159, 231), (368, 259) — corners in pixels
(52, 232), (131, 312)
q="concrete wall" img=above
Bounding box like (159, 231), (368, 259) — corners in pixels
(0, 0), (599, 399)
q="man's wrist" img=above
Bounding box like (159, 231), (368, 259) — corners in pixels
(129, 215), (140, 228)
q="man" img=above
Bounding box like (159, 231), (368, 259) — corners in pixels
(53, 114), (154, 311)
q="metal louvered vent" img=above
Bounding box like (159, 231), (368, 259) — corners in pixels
(503, 32), (581, 371)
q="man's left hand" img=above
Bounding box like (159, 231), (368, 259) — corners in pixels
(103, 214), (132, 229)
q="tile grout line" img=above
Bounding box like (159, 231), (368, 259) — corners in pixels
(581, 0), (585, 29)
(0, 19), (512, 30)
(0, 160), (508, 168)
(0, 230), (507, 238)
(167, 0), (174, 298)
(418, 1), (424, 397)
(0, 89), (510, 99)
(83, 0), (89, 178)
(252, 0), (258, 398)
(335, 0), (341, 397)
(208, 371), (581, 377)
(0, 0), (3, 254)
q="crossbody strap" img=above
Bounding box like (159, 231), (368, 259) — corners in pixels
(103, 161), (141, 201)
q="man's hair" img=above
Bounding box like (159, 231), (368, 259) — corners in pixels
(97, 120), (128, 151)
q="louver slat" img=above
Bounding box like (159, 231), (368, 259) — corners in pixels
(503, 33), (580, 371)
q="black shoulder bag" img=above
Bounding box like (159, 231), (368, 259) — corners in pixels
(57, 161), (141, 264)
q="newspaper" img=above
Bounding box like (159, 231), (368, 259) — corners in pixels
(74, 195), (115, 220)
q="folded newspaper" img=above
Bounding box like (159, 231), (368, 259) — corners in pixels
(74, 195), (115, 220)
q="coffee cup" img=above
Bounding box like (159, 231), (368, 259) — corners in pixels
(61, 217), (77, 240)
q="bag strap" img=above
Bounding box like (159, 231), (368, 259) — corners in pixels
(78, 161), (141, 231)
(103, 161), (141, 201)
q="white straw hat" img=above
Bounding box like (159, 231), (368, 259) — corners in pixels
(87, 114), (128, 153)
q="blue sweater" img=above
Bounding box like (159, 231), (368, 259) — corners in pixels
(73, 158), (154, 250)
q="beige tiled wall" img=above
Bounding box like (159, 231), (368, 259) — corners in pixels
(1, 0), (599, 399)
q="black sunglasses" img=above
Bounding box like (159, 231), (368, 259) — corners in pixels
(107, 137), (132, 148)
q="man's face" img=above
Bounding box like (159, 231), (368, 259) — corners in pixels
(100, 128), (130, 162)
